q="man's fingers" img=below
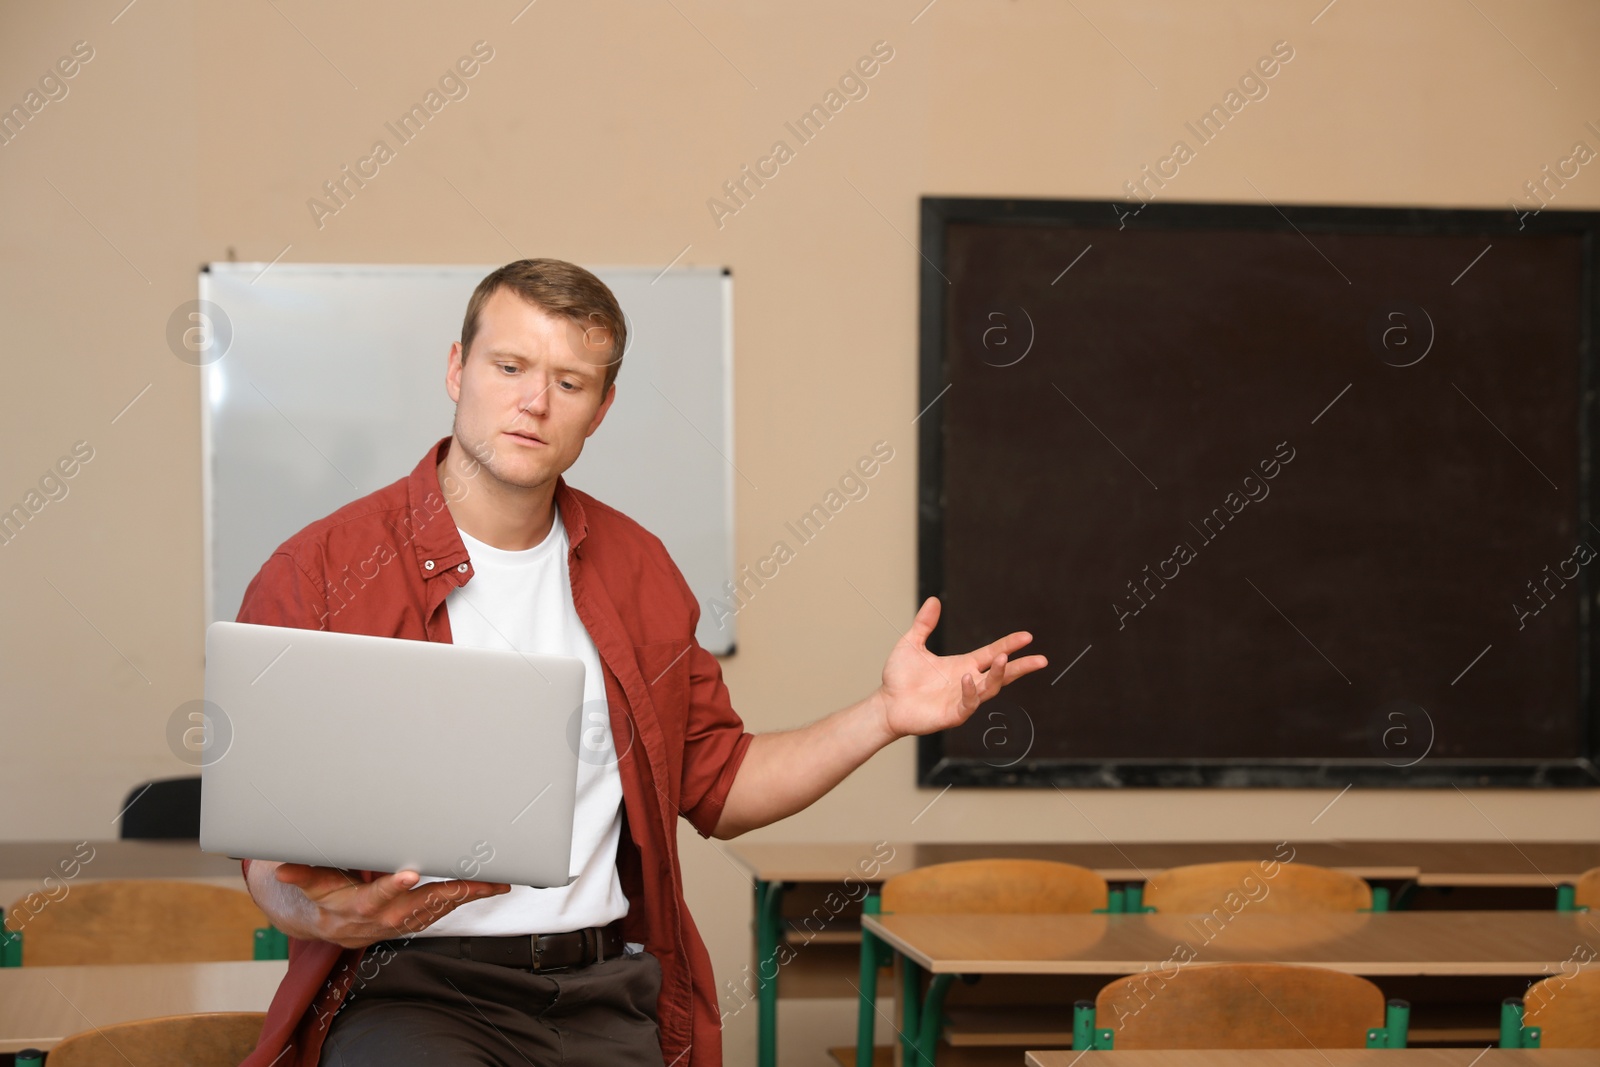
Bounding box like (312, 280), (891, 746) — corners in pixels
(272, 862), (314, 885)
(980, 652), (1009, 700)
(362, 870), (423, 911)
(963, 649), (1049, 708)
(999, 653), (1049, 685)
(381, 879), (511, 933)
(275, 862), (361, 897)
(974, 629), (1036, 663)
(905, 596), (941, 644)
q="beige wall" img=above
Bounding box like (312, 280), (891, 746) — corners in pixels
(4, 1), (1598, 1062)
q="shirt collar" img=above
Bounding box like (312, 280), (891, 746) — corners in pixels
(404, 435), (590, 580)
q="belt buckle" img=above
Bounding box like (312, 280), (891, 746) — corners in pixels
(531, 932), (547, 971)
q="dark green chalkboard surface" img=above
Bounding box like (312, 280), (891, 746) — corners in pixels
(917, 197), (1599, 787)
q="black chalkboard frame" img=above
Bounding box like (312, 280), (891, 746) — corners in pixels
(915, 196), (1600, 789)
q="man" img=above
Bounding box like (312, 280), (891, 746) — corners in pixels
(236, 259), (1046, 1066)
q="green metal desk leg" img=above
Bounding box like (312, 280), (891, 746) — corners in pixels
(755, 879), (788, 1067)
(900, 957), (923, 1064)
(856, 895), (882, 1066)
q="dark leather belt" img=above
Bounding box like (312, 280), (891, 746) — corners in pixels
(382, 923), (625, 971)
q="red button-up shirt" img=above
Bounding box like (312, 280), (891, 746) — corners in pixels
(234, 436), (753, 1067)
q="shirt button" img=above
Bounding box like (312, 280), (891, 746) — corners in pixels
(457, 563), (469, 573)
(424, 560), (434, 570)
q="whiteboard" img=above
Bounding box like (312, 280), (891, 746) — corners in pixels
(199, 263), (736, 653)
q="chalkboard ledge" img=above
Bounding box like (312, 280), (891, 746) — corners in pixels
(917, 750), (1600, 789)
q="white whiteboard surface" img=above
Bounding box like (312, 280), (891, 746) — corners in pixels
(199, 263), (735, 653)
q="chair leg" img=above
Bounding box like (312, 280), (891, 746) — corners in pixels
(1499, 997), (1542, 1048)
(0, 927), (21, 967)
(900, 957), (923, 1063)
(912, 973), (955, 1065)
(1500, 998), (1524, 1048)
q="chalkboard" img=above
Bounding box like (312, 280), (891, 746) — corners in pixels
(917, 198), (1600, 788)
(199, 263), (736, 653)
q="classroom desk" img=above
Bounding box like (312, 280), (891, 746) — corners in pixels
(860, 911), (1600, 977)
(0, 839), (244, 912)
(862, 911), (1597, 1065)
(1025, 1052), (1597, 1066)
(0, 958), (286, 1052)
(730, 839), (1600, 1067)
(728, 840), (1600, 888)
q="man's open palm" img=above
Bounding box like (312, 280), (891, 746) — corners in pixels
(879, 596), (1048, 738)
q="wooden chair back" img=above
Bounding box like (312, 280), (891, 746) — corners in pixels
(1142, 860), (1371, 913)
(881, 858), (1107, 914)
(4, 880), (268, 965)
(1524, 967), (1600, 1048)
(1096, 962), (1385, 1049)
(47, 1012), (266, 1066)
(1574, 865), (1599, 910)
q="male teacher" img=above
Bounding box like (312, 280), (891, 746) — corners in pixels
(236, 258), (1046, 1066)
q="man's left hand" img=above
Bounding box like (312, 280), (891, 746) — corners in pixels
(876, 595), (1049, 739)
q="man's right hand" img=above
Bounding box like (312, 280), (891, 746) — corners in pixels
(250, 860), (511, 949)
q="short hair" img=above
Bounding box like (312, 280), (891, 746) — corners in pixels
(459, 258), (627, 391)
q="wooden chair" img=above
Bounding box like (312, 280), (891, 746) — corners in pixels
(881, 858), (1108, 915)
(1081, 962), (1408, 1049)
(1141, 860), (1375, 913)
(3, 880), (269, 965)
(1502, 967), (1600, 1048)
(41, 1011), (266, 1066)
(855, 859), (1109, 1065)
(1564, 865), (1599, 910)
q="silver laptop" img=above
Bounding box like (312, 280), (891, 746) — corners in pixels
(200, 620), (584, 888)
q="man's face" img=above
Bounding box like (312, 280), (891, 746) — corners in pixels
(445, 286), (617, 492)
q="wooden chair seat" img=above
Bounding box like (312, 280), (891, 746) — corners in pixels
(1142, 860), (1371, 913)
(857, 860), (1109, 1065)
(1095, 961), (1386, 1049)
(45, 1011), (266, 1066)
(1573, 865), (1599, 910)
(1524, 966), (1600, 1047)
(882, 858), (1108, 914)
(4, 879), (268, 965)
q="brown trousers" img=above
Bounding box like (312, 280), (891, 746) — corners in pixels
(319, 943), (664, 1066)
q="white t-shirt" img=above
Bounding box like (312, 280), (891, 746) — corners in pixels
(414, 504), (629, 935)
